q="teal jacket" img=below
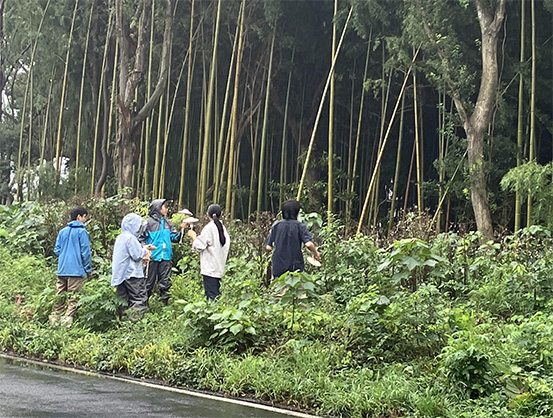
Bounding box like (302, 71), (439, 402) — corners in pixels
(138, 199), (181, 262)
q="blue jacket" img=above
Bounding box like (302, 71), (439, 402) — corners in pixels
(112, 213), (147, 286)
(54, 221), (92, 277)
(138, 199), (181, 262)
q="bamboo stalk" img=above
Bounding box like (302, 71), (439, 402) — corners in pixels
(55, 0), (79, 176)
(256, 28), (276, 216)
(388, 88), (406, 234)
(91, 8), (113, 195)
(515, 0), (525, 231)
(356, 46), (420, 235)
(199, 0), (222, 212)
(75, 0), (95, 192)
(327, 0), (338, 224)
(527, 0), (536, 226)
(17, 0), (51, 201)
(225, 0), (246, 217)
(296, 6), (353, 201)
(346, 34), (371, 226)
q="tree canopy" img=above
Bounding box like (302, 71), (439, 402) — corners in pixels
(1, 0), (552, 235)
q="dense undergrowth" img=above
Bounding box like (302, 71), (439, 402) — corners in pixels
(1, 198), (553, 417)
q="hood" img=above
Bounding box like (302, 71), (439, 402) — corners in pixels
(121, 213), (143, 236)
(67, 221), (85, 228)
(148, 199), (166, 219)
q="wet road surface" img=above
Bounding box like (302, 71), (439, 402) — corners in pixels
(0, 357), (298, 418)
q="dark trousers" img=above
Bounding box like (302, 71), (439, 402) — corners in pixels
(116, 277), (147, 317)
(203, 275), (221, 300)
(145, 260), (172, 301)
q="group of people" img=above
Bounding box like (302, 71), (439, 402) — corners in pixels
(50, 199), (319, 324)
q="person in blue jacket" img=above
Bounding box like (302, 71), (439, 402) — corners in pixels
(50, 206), (92, 324)
(139, 199), (186, 305)
(112, 213), (152, 320)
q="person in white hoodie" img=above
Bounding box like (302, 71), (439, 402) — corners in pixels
(112, 213), (151, 318)
(187, 204), (230, 300)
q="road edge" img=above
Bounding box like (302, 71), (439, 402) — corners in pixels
(0, 352), (320, 418)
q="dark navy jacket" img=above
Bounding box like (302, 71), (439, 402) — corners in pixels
(266, 219), (313, 277)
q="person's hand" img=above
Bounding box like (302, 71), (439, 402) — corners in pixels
(145, 244), (155, 250)
(143, 248), (151, 262)
(187, 229), (197, 240)
(312, 249), (320, 261)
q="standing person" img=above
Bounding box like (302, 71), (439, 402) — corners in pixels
(187, 204), (230, 300)
(112, 213), (152, 320)
(265, 199), (320, 279)
(139, 199), (186, 305)
(50, 206), (92, 325)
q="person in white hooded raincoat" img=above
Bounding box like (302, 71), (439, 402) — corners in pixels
(112, 213), (151, 318)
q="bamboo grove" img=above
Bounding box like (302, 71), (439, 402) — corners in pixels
(0, 0), (552, 235)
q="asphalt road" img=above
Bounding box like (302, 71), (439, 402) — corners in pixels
(0, 357), (296, 418)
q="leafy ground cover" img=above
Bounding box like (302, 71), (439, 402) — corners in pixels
(1, 199), (553, 417)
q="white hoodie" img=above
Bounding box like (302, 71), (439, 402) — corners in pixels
(192, 221), (230, 278)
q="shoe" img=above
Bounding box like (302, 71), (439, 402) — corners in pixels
(49, 314), (60, 324)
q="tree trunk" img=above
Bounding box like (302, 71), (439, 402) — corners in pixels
(114, 0), (173, 192)
(462, 0), (505, 240)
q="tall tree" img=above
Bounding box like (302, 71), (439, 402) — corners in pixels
(113, 0), (173, 191)
(408, 0), (506, 240)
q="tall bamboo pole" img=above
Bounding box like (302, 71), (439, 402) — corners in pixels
(225, 0), (246, 217)
(413, 68), (422, 214)
(75, 0), (95, 192)
(370, 63), (392, 226)
(17, 0), (51, 201)
(40, 69), (55, 164)
(346, 35), (371, 225)
(296, 6), (353, 200)
(214, 2), (241, 204)
(159, 39), (174, 196)
(26, 70), (33, 200)
(357, 46), (420, 235)
(153, 97), (163, 196)
(515, 0), (525, 231)
(256, 28), (276, 215)
(55, 0), (79, 175)
(280, 45), (295, 205)
(90, 9), (113, 195)
(327, 0), (337, 223)
(142, 0), (156, 199)
(527, 0), (536, 226)
(199, 0), (222, 212)
(388, 88), (406, 234)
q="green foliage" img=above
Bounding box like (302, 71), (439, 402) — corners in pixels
(501, 162), (553, 228)
(440, 312), (505, 398)
(78, 276), (125, 332)
(3, 201), (553, 417)
(273, 271), (318, 330)
(377, 238), (449, 291)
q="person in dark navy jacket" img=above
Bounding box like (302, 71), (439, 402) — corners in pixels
(139, 199), (186, 305)
(265, 199), (320, 279)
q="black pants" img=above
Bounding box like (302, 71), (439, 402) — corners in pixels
(203, 275), (221, 300)
(145, 260), (172, 301)
(116, 277), (147, 318)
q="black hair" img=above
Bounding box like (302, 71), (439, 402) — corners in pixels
(281, 199), (300, 220)
(207, 204), (226, 246)
(70, 206), (88, 221)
